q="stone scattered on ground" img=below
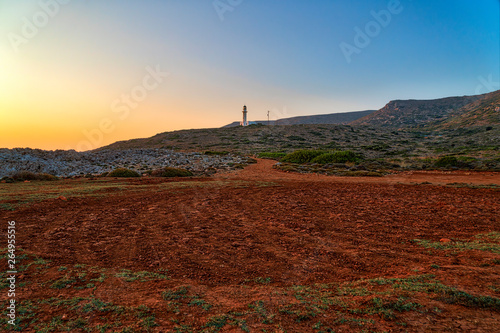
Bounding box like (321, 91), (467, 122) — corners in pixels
(0, 148), (254, 178)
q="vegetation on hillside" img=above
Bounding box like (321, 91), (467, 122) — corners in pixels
(108, 168), (141, 177)
(96, 91), (499, 171)
(9, 171), (58, 181)
(150, 167), (193, 177)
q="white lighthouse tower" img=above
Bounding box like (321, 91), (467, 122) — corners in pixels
(241, 105), (248, 126)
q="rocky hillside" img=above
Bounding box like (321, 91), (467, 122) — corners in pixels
(350, 92), (496, 128)
(223, 110), (375, 127)
(100, 124), (396, 153)
(429, 90), (500, 129)
(0, 148), (253, 178)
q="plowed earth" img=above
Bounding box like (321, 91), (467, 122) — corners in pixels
(1, 159), (499, 332)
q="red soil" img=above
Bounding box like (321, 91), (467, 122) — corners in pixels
(1, 159), (499, 332)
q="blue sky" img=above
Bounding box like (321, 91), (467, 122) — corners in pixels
(0, 0), (499, 149)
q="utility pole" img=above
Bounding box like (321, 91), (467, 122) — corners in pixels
(267, 110), (270, 126)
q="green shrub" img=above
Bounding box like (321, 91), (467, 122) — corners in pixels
(435, 156), (458, 168)
(11, 171), (58, 181)
(281, 150), (326, 164)
(204, 151), (229, 156)
(108, 168), (141, 177)
(1, 177), (15, 183)
(311, 151), (360, 164)
(257, 152), (287, 160)
(151, 167), (193, 177)
(287, 135), (306, 141)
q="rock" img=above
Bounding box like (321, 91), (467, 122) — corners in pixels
(0, 148), (250, 178)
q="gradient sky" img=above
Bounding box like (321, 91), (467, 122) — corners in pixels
(0, 0), (499, 150)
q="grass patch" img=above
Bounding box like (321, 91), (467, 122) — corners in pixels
(254, 277), (272, 284)
(115, 269), (170, 282)
(50, 276), (77, 289)
(162, 286), (189, 301)
(414, 237), (500, 254)
(202, 314), (248, 332)
(364, 297), (422, 319)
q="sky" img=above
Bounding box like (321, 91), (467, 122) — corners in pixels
(0, 0), (499, 151)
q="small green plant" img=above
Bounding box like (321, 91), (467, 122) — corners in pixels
(50, 276), (76, 289)
(366, 297), (422, 319)
(150, 167), (193, 177)
(115, 269), (169, 282)
(203, 315), (229, 331)
(202, 314), (249, 332)
(435, 156), (458, 168)
(204, 151), (229, 156)
(90, 273), (107, 283)
(108, 168), (141, 177)
(248, 300), (274, 324)
(189, 297), (212, 311)
(81, 298), (122, 313)
(254, 277), (272, 284)
(67, 318), (88, 329)
(287, 135), (306, 141)
(141, 316), (158, 329)
(162, 286), (189, 301)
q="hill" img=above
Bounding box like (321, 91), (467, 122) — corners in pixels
(99, 91), (499, 164)
(350, 92), (497, 128)
(223, 110), (375, 127)
(429, 90), (500, 129)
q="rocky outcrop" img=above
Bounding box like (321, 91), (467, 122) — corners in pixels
(0, 148), (253, 178)
(350, 92), (495, 128)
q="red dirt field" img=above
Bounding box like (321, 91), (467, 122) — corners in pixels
(1, 159), (499, 332)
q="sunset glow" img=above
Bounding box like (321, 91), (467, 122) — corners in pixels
(1, 0), (498, 150)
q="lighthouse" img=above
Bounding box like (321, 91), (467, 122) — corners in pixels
(241, 105), (248, 126)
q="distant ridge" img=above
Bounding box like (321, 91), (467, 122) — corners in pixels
(223, 110), (375, 128)
(350, 91), (499, 128)
(430, 90), (500, 129)
(99, 90), (499, 152)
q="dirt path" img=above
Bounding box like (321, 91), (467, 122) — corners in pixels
(219, 158), (500, 186)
